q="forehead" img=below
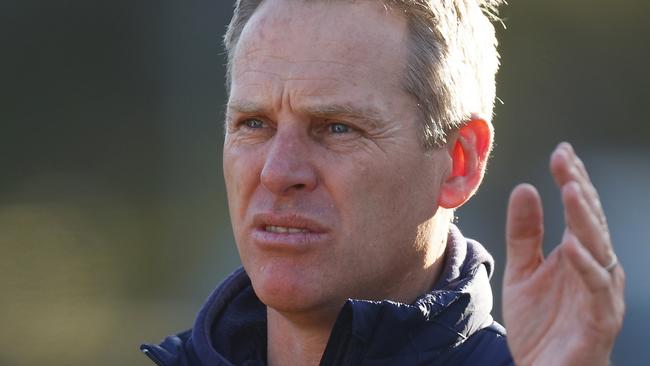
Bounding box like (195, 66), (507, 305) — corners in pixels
(229, 0), (413, 115)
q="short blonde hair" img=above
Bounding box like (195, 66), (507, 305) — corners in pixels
(223, 0), (504, 148)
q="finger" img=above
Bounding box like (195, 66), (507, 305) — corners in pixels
(561, 142), (591, 182)
(505, 183), (545, 284)
(564, 235), (626, 350)
(562, 181), (613, 267)
(562, 232), (611, 292)
(612, 261), (626, 297)
(551, 142), (590, 184)
(550, 142), (608, 228)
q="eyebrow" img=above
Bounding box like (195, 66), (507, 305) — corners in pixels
(226, 100), (385, 129)
(227, 100), (268, 115)
(225, 101), (269, 125)
(304, 104), (384, 129)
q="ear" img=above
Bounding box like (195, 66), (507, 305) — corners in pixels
(438, 116), (493, 209)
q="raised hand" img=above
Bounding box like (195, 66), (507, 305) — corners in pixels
(503, 142), (625, 366)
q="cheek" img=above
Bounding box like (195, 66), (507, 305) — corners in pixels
(331, 163), (399, 230)
(223, 145), (263, 222)
(334, 156), (440, 236)
(224, 148), (263, 268)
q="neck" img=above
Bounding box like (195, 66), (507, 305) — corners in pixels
(266, 306), (338, 366)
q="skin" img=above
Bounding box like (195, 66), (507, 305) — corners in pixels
(222, 0), (625, 365)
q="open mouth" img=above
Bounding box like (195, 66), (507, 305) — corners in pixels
(251, 214), (331, 250)
(264, 225), (310, 234)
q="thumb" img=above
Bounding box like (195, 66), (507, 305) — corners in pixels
(505, 183), (545, 285)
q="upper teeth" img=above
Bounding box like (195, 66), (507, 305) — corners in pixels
(265, 226), (308, 233)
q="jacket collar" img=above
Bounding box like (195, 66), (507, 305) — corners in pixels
(322, 224), (496, 364)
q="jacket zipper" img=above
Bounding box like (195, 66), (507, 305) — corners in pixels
(141, 346), (166, 366)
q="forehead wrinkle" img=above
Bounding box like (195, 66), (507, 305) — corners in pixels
(244, 49), (358, 70)
(237, 59), (359, 85)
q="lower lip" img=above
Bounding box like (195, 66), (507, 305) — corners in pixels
(251, 228), (331, 251)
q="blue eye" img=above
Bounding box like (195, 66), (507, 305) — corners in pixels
(329, 123), (350, 134)
(244, 119), (265, 129)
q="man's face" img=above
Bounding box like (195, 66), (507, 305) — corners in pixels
(223, 0), (452, 313)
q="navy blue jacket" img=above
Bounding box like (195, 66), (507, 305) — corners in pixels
(141, 225), (514, 365)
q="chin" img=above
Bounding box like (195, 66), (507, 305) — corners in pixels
(247, 260), (335, 314)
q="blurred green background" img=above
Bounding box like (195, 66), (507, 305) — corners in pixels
(1, 1), (648, 365)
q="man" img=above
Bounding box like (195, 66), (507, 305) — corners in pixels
(141, 0), (625, 365)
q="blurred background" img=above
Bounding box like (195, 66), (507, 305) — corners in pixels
(0, 0), (648, 365)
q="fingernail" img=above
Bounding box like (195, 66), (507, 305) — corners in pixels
(553, 145), (567, 160)
(560, 141), (574, 154)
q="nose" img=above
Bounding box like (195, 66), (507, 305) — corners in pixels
(260, 130), (318, 195)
